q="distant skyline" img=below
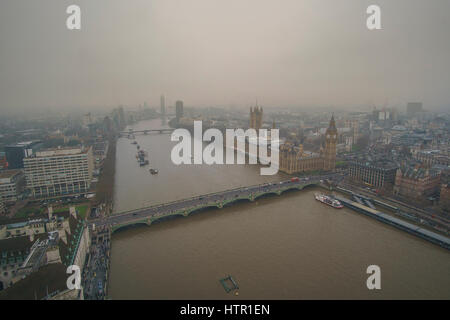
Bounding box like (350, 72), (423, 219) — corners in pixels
(1, 0), (450, 113)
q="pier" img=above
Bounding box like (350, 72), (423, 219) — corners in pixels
(335, 196), (450, 250)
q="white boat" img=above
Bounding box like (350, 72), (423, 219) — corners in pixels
(314, 193), (343, 209)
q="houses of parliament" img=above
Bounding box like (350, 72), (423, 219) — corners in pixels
(249, 106), (337, 174)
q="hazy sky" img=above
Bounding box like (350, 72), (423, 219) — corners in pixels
(1, 0), (449, 112)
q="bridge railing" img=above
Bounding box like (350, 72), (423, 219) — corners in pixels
(120, 129), (175, 134)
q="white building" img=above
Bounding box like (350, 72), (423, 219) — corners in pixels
(0, 170), (25, 203)
(23, 147), (93, 199)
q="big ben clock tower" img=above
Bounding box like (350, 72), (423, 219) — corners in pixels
(324, 115), (338, 171)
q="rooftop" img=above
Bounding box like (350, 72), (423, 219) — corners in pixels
(0, 263), (68, 300)
(29, 146), (90, 158)
(351, 157), (398, 170)
(0, 235), (33, 253)
(6, 141), (41, 148)
(0, 169), (22, 180)
(399, 166), (441, 179)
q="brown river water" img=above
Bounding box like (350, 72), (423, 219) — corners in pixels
(108, 119), (450, 299)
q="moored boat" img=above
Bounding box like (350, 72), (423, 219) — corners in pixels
(314, 193), (343, 209)
(136, 149), (149, 166)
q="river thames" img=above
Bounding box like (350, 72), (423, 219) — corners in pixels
(108, 119), (450, 299)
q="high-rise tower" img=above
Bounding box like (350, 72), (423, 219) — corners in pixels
(323, 115), (338, 171)
(175, 100), (184, 122)
(160, 95), (166, 116)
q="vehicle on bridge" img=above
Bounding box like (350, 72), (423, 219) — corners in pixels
(95, 174), (336, 233)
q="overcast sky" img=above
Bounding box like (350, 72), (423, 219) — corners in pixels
(0, 0), (449, 113)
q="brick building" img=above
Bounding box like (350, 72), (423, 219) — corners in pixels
(440, 184), (450, 211)
(393, 166), (441, 201)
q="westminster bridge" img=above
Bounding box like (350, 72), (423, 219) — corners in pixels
(90, 174), (338, 234)
(118, 128), (174, 137)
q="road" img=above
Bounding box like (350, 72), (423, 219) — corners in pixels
(82, 226), (110, 300)
(89, 174), (338, 231)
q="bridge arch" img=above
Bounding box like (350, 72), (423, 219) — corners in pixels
(185, 204), (222, 216)
(112, 221), (149, 234)
(253, 191), (281, 200)
(298, 183), (318, 191)
(150, 212), (186, 224)
(279, 186), (302, 194)
(222, 196), (253, 207)
(109, 182), (323, 233)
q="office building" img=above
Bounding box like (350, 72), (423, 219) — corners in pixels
(83, 113), (93, 127)
(23, 147), (93, 199)
(160, 95), (166, 116)
(175, 100), (184, 122)
(0, 152), (8, 170)
(0, 170), (25, 203)
(349, 159), (398, 188)
(407, 102), (423, 116)
(4, 141), (43, 169)
(345, 119), (359, 144)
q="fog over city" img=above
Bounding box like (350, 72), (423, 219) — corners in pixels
(1, 0), (450, 113)
(1, 0), (450, 304)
